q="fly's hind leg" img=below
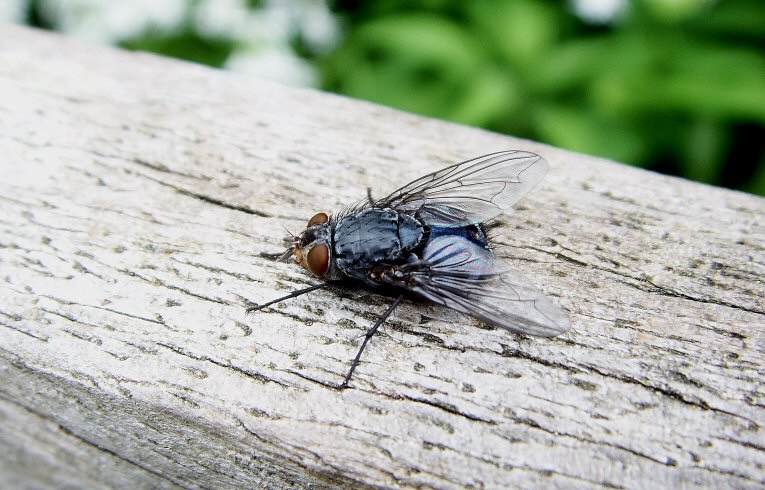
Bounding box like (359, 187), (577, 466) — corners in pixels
(340, 294), (404, 389)
(367, 187), (375, 206)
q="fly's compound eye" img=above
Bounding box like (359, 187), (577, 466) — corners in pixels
(306, 244), (329, 277)
(307, 212), (329, 227)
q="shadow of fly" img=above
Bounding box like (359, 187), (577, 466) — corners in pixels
(248, 150), (570, 389)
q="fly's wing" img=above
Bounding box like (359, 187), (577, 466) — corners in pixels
(373, 150), (549, 226)
(385, 236), (570, 337)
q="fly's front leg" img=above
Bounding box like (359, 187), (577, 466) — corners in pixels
(246, 282), (330, 313)
(341, 294), (404, 389)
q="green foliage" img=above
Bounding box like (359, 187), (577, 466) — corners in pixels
(322, 0), (765, 195)
(18, 0), (765, 194)
(121, 29), (236, 68)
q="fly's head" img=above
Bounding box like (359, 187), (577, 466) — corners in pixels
(293, 212), (332, 278)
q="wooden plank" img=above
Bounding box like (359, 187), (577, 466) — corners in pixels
(0, 25), (763, 489)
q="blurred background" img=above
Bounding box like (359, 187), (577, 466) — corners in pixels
(4, 0), (764, 195)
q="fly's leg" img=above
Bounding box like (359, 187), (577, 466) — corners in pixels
(259, 247), (295, 261)
(366, 187), (375, 206)
(246, 283), (330, 313)
(340, 294), (404, 389)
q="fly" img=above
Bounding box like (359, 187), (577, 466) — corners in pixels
(248, 150), (571, 388)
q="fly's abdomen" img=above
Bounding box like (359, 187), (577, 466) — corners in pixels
(333, 208), (424, 279)
(429, 223), (490, 249)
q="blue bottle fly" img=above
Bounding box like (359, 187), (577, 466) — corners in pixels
(249, 150), (571, 388)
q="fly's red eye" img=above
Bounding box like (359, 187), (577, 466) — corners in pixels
(307, 212), (328, 227)
(306, 244), (329, 277)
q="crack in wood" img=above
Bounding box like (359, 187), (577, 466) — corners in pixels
(528, 244), (764, 316)
(155, 341), (292, 388)
(0, 392), (194, 489)
(120, 268), (229, 306)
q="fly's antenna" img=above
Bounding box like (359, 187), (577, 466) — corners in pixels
(259, 223), (297, 262)
(281, 223), (298, 243)
(258, 224), (299, 262)
(282, 223), (296, 238)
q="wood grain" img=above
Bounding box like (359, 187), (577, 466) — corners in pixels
(1, 25), (763, 489)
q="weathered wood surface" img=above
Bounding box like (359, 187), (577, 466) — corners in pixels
(0, 25), (763, 489)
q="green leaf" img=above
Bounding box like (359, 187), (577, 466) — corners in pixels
(448, 67), (522, 127)
(532, 103), (650, 165)
(321, 14), (484, 119)
(121, 29), (235, 68)
(468, 0), (561, 69)
(678, 118), (727, 184)
(744, 154), (765, 196)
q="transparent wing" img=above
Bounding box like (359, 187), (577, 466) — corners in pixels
(374, 150), (549, 226)
(385, 235), (570, 337)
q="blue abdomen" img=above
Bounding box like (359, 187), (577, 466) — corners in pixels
(428, 223), (490, 249)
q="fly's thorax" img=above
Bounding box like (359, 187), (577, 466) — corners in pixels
(332, 208), (425, 280)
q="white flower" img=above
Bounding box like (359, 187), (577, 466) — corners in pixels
(38, 0), (186, 43)
(225, 45), (317, 87)
(0, 0), (28, 23)
(569, 0), (628, 24)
